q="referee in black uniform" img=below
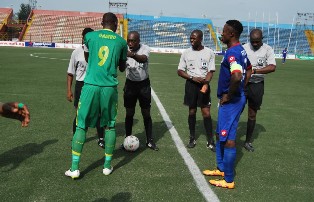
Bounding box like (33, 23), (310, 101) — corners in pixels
(177, 30), (216, 152)
(123, 31), (158, 151)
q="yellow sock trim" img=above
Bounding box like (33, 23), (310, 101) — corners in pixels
(72, 150), (81, 156)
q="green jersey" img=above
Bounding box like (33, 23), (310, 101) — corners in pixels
(84, 29), (127, 87)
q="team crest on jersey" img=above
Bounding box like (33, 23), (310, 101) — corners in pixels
(228, 56), (236, 63)
(221, 129), (228, 137)
(257, 58), (265, 66)
(202, 62), (208, 69)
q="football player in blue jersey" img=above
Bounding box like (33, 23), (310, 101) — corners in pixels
(203, 20), (252, 189)
(282, 47), (288, 64)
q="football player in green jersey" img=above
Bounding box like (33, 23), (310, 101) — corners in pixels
(65, 12), (127, 179)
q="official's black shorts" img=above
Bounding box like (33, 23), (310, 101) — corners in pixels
(184, 80), (211, 108)
(246, 81), (264, 110)
(123, 78), (151, 109)
(74, 81), (84, 108)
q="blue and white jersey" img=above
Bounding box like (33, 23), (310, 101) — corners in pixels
(282, 49), (287, 56)
(217, 43), (251, 99)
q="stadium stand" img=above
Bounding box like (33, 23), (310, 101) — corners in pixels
(304, 30), (314, 54)
(125, 14), (221, 51)
(1, 7), (314, 55)
(21, 10), (123, 44)
(241, 21), (314, 55)
(0, 8), (13, 40)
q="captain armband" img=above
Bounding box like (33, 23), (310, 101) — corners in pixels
(230, 62), (243, 73)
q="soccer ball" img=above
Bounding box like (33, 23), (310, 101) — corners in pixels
(123, 135), (140, 152)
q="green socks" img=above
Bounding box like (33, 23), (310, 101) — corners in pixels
(104, 128), (116, 169)
(71, 127), (86, 171)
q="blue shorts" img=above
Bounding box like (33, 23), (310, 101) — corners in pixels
(217, 95), (246, 141)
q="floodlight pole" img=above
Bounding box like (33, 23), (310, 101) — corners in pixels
(108, 0), (128, 15)
(108, 0), (128, 38)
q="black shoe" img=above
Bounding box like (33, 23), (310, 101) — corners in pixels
(206, 142), (216, 152)
(119, 143), (125, 150)
(244, 142), (254, 152)
(187, 139), (196, 148)
(146, 142), (159, 151)
(98, 139), (105, 149)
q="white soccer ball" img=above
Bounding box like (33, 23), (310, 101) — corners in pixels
(123, 135), (140, 152)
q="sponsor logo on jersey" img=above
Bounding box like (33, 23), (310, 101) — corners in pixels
(228, 56), (236, 63)
(99, 34), (116, 40)
(221, 129), (228, 137)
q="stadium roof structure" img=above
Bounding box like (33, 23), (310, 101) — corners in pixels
(126, 14), (214, 25)
(32, 9), (123, 19)
(241, 21), (314, 30)
(0, 7), (13, 14)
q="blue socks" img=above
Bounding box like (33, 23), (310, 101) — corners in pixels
(223, 147), (236, 183)
(216, 141), (224, 171)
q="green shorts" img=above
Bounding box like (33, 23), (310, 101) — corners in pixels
(76, 84), (118, 129)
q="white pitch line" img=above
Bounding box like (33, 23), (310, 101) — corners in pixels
(30, 53), (68, 60)
(151, 88), (219, 202)
(150, 62), (221, 66)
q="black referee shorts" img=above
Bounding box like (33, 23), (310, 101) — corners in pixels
(184, 80), (211, 108)
(123, 78), (151, 109)
(74, 81), (84, 108)
(246, 81), (264, 110)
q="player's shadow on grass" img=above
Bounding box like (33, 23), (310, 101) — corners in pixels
(0, 139), (58, 172)
(113, 119), (168, 171)
(93, 192), (132, 202)
(81, 118), (139, 145)
(235, 121), (266, 169)
(80, 119), (168, 177)
(193, 119), (265, 177)
(193, 119), (218, 147)
(79, 120), (128, 178)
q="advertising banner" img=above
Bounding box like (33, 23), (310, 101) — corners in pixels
(295, 54), (314, 60)
(25, 42), (56, 48)
(0, 41), (25, 47)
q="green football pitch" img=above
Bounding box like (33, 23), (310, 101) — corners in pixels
(0, 46), (313, 201)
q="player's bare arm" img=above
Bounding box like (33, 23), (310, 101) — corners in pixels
(84, 52), (89, 63)
(127, 51), (148, 63)
(0, 102), (30, 127)
(67, 73), (74, 102)
(193, 76), (205, 83)
(254, 64), (276, 74)
(200, 71), (214, 93)
(119, 59), (127, 72)
(245, 68), (252, 86)
(221, 71), (242, 105)
(177, 69), (204, 84)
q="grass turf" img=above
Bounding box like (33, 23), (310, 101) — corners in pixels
(0, 46), (313, 201)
